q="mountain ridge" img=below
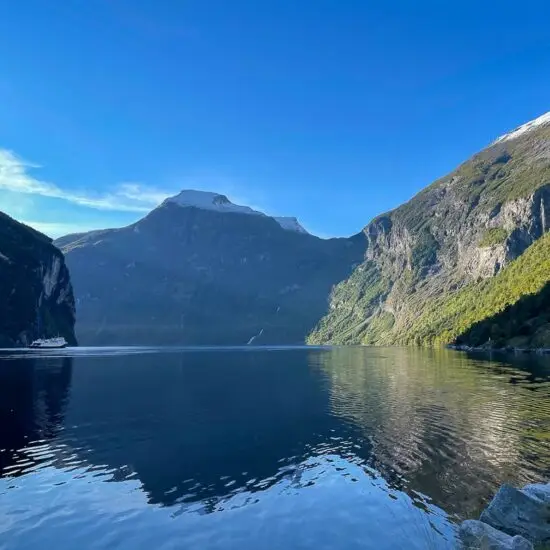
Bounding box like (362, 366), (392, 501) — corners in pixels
(55, 111), (550, 348)
(163, 190), (310, 234)
(57, 199), (364, 346)
(308, 112), (550, 346)
(493, 111), (550, 144)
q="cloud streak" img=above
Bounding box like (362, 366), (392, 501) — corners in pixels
(0, 149), (173, 212)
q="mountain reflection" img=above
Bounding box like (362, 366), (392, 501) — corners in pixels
(61, 350), (351, 508)
(0, 356), (73, 476)
(0, 348), (548, 521)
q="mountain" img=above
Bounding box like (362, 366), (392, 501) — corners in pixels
(57, 191), (365, 346)
(402, 232), (550, 349)
(0, 211), (77, 347)
(308, 112), (550, 347)
(56, 113), (550, 349)
(452, 233), (550, 349)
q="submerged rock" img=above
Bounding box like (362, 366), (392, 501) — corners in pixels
(479, 483), (550, 544)
(458, 520), (533, 549)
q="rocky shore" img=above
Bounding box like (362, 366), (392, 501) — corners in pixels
(449, 344), (550, 355)
(458, 482), (550, 549)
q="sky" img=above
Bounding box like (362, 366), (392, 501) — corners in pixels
(1, 0), (550, 239)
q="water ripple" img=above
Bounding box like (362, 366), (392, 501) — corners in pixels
(0, 347), (549, 549)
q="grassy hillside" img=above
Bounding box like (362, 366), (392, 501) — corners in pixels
(310, 232), (550, 348)
(394, 232), (550, 347)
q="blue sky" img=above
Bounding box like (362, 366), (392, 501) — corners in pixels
(1, 0), (549, 238)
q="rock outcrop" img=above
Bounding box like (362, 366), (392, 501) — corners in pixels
(0, 211), (77, 347)
(458, 520), (533, 550)
(458, 482), (550, 549)
(479, 484), (550, 545)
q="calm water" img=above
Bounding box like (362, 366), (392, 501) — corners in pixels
(0, 347), (549, 550)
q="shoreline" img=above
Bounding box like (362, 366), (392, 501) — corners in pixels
(448, 344), (550, 355)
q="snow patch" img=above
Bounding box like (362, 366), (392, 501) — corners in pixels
(274, 216), (309, 234)
(164, 190), (310, 234)
(494, 112), (550, 144)
(164, 190), (264, 217)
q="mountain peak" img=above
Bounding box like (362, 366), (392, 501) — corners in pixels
(163, 190), (310, 234)
(494, 111), (550, 144)
(164, 190), (262, 216)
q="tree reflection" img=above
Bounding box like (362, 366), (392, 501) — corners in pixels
(1, 348), (547, 523)
(313, 347), (550, 518)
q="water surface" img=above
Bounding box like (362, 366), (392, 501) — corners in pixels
(0, 347), (549, 549)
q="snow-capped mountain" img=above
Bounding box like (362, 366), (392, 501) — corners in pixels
(56, 108), (550, 350)
(57, 193), (363, 346)
(310, 110), (550, 347)
(163, 190), (310, 234)
(164, 190), (263, 216)
(493, 111), (550, 144)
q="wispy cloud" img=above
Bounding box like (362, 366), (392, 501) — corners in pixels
(0, 149), (174, 212)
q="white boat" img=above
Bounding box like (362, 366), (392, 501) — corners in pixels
(29, 337), (68, 349)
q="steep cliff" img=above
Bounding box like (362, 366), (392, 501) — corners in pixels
(57, 191), (365, 346)
(309, 113), (550, 346)
(0, 212), (77, 347)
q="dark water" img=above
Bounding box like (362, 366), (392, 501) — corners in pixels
(0, 347), (549, 550)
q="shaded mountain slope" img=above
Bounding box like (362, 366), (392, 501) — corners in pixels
(455, 280), (550, 350)
(58, 194), (365, 346)
(0, 211), (77, 347)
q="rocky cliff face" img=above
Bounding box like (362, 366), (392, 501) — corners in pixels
(0, 212), (77, 347)
(57, 192), (365, 346)
(309, 113), (550, 345)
